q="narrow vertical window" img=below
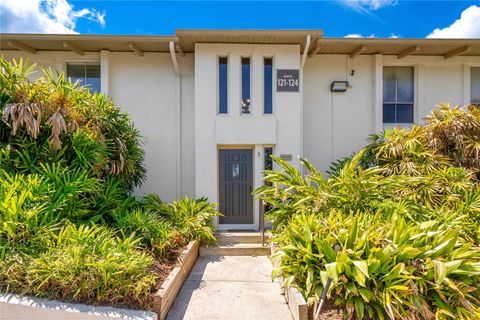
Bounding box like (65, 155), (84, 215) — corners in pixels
(219, 57), (228, 114)
(264, 58), (273, 114)
(264, 147), (273, 171)
(241, 57), (251, 114)
(471, 67), (480, 107)
(383, 66), (414, 124)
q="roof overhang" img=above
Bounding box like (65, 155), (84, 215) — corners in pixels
(1, 30), (479, 58)
(1, 34), (178, 54)
(309, 38), (480, 58)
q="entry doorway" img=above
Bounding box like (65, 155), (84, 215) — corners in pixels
(218, 149), (254, 224)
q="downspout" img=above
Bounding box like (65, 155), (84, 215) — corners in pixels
(300, 35), (311, 175)
(169, 41), (181, 199)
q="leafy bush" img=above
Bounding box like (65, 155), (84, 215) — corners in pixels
(0, 58), (219, 309)
(1, 224), (157, 309)
(257, 104), (480, 319)
(144, 195), (221, 245)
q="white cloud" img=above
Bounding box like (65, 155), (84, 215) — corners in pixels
(344, 33), (376, 38)
(427, 5), (480, 38)
(339, 0), (398, 11)
(0, 0), (105, 34)
(389, 33), (399, 38)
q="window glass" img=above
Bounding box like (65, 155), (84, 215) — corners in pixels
(396, 67), (414, 102)
(264, 147), (273, 171)
(471, 67), (480, 105)
(396, 104), (414, 123)
(241, 57), (251, 114)
(383, 67), (396, 102)
(264, 58), (273, 114)
(67, 63), (101, 93)
(219, 57), (228, 114)
(383, 66), (414, 123)
(383, 104), (396, 123)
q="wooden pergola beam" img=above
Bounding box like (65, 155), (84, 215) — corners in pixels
(62, 41), (84, 56)
(349, 45), (366, 59)
(307, 39), (320, 57)
(128, 42), (144, 56)
(397, 45), (420, 59)
(176, 42), (185, 57)
(7, 40), (36, 54)
(444, 45), (471, 59)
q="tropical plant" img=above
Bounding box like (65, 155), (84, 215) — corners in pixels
(257, 104), (480, 319)
(0, 58), (220, 309)
(144, 195), (221, 245)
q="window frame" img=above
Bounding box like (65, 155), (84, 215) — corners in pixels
(263, 56), (274, 115)
(470, 66), (480, 107)
(218, 56), (229, 115)
(65, 61), (101, 94)
(240, 56), (252, 115)
(382, 65), (416, 125)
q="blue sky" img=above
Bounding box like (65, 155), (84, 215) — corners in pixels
(1, 1), (480, 38)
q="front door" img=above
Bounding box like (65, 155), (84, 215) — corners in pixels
(219, 149), (254, 224)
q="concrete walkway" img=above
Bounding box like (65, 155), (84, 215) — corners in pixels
(166, 256), (291, 320)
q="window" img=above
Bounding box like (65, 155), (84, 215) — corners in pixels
(471, 67), (480, 107)
(383, 66), (414, 123)
(241, 57), (251, 114)
(66, 63), (101, 93)
(219, 57), (228, 114)
(264, 58), (273, 114)
(264, 147), (273, 171)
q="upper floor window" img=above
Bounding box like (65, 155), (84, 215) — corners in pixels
(241, 57), (251, 114)
(219, 57), (228, 114)
(264, 58), (273, 114)
(66, 63), (101, 93)
(471, 67), (480, 107)
(383, 66), (414, 124)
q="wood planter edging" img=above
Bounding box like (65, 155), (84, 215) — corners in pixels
(270, 242), (309, 320)
(153, 240), (200, 320)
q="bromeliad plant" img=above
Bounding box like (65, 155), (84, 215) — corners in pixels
(257, 104), (480, 319)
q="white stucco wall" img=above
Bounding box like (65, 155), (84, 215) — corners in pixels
(0, 50), (195, 202)
(303, 54), (480, 175)
(194, 43), (301, 229)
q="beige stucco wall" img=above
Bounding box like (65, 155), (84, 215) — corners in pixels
(303, 54), (480, 175)
(0, 50), (195, 202)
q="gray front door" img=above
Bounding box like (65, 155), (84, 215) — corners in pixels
(219, 149), (254, 224)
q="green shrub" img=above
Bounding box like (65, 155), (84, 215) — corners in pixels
(114, 209), (175, 256)
(274, 211), (480, 319)
(144, 195), (221, 245)
(257, 104), (480, 318)
(1, 224), (157, 309)
(0, 58), (220, 309)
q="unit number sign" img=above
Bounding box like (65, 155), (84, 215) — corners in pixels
(277, 69), (299, 92)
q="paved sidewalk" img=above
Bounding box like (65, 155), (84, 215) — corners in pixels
(166, 256), (291, 320)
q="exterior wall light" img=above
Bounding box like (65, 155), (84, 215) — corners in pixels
(330, 81), (349, 92)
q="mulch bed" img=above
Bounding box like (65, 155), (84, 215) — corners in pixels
(150, 247), (184, 294)
(310, 300), (344, 320)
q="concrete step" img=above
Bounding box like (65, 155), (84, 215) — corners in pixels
(200, 243), (271, 257)
(214, 232), (268, 244)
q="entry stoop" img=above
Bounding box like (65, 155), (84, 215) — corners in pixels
(200, 232), (270, 256)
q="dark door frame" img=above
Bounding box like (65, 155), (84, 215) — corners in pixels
(217, 147), (254, 225)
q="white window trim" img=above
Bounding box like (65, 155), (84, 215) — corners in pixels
(468, 65), (480, 106)
(240, 56), (252, 116)
(262, 55), (275, 116)
(217, 54), (229, 116)
(382, 65), (417, 127)
(64, 60), (102, 93)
